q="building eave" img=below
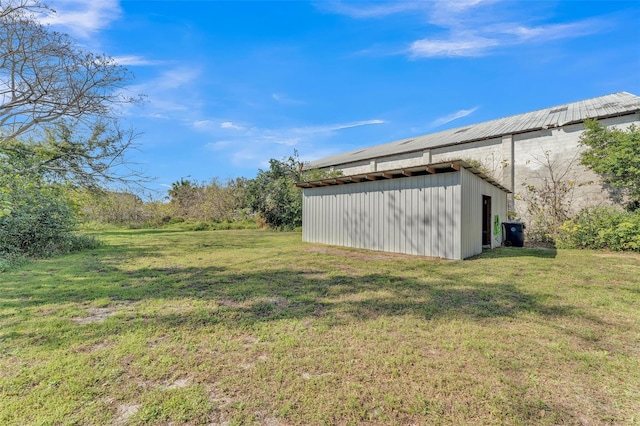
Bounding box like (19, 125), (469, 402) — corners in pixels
(296, 160), (511, 193)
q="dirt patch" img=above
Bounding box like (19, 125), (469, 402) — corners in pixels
(72, 307), (117, 324)
(165, 377), (190, 390)
(73, 341), (111, 353)
(113, 403), (140, 426)
(72, 301), (134, 324)
(266, 297), (289, 308)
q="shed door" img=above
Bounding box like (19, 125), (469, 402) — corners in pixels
(482, 195), (491, 246)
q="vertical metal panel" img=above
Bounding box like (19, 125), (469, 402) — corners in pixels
(301, 169), (505, 260)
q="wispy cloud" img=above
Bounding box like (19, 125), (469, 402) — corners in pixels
(499, 21), (598, 42)
(125, 66), (203, 119)
(430, 107), (478, 128)
(272, 92), (305, 105)
(410, 37), (498, 58)
(220, 121), (243, 130)
(202, 118), (386, 168)
(41, 0), (121, 38)
(325, 0), (605, 58)
(410, 19), (602, 58)
(317, 1), (428, 19)
(113, 55), (163, 67)
(292, 119), (386, 135)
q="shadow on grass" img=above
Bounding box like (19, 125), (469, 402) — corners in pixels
(1, 261), (584, 332)
(96, 229), (189, 236)
(474, 247), (558, 259)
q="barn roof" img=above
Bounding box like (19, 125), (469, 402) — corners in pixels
(296, 160), (511, 193)
(306, 91), (640, 170)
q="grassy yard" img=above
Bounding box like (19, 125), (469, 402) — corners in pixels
(1, 229), (639, 425)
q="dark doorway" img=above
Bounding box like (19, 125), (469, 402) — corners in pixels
(482, 195), (491, 246)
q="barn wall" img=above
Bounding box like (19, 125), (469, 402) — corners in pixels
(302, 172), (464, 259)
(512, 114), (640, 216)
(322, 113), (640, 221)
(460, 168), (509, 259)
(431, 137), (504, 180)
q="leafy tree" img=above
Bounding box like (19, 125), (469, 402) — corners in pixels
(246, 151), (341, 230)
(0, 0), (142, 260)
(246, 153), (304, 230)
(580, 119), (640, 210)
(168, 178), (202, 219)
(2, 123), (142, 190)
(166, 177), (248, 223)
(74, 190), (147, 224)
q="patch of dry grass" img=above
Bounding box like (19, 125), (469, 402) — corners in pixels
(0, 229), (638, 425)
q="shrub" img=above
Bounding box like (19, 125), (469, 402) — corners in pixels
(0, 169), (103, 261)
(0, 178), (76, 257)
(557, 206), (640, 251)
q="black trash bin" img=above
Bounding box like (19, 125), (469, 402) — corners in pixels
(502, 222), (525, 247)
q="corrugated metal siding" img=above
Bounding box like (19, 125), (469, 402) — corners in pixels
(302, 172), (463, 259)
(460, 168), (508, 259)
(307, 92), (640, 170)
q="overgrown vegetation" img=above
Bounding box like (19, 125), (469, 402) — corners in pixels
(1, 229), (638, 424)
(558, 206), (640, 251)
(0, 141), (101, 268)
(0, 0), (140, 264)
(246, 152), (306, 230)
(518, 150), (586, 243)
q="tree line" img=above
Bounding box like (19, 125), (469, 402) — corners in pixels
(75, 153), (317, 231)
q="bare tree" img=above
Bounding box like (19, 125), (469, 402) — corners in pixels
(0, 0), (139, 143)
(518, 149), (590, 242)
(0, 0), (146, 188)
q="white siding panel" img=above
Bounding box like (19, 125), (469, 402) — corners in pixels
(302, 170), (506, 260)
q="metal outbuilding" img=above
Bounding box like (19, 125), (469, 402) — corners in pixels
(297, 160), (510, 260)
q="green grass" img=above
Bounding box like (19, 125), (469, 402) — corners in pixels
(1, 229), (639, 425)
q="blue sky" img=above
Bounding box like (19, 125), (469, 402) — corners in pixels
(45, 0), (640, 192)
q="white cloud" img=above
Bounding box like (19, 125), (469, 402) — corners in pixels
(198, 118), (386, 170)
(317, 1), (428, 19)
(41, 0), (121, 38)
(221, 121), (243, 130)
(430, 107), (478, 128)
(410, 37), (498, 58)
(324, 0), (605, 59)
(126, 66), (203, 119)
(292, 119), (386, 134)
(155, 67), (202, 90)
(501, 21), (598, 42)
(113, 55), (163, 66)
(192, 120), (213, 130)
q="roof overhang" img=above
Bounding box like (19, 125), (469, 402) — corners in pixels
(296, 160), (511, 193)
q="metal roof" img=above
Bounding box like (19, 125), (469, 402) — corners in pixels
(296, 160), (511, 193)
(306, 92), (640, 170)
